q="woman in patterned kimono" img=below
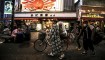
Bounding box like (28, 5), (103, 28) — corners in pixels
(48, 21), (67, 59)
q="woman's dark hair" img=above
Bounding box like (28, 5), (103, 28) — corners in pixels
(13, 26), (17, 30)
(5, 2), (10, 5)
(53, 20), (58, 24)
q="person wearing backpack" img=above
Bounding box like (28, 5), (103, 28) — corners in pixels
(78, 21), (95, 55)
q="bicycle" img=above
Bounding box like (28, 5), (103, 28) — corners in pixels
(33, 31), (51, 52)
(33, 32), (69, 52)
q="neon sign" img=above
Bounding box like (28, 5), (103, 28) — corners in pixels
(21, 0), (63, 12)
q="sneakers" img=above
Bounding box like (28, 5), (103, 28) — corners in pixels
(59, 54), (65, 60)
(78, 47), (82, 50)
(81, 51), (87, 55)
(81, 51), (95, 55)
(48, 53), (65, 59)
(76, 47), (82, 50)
(48, 52), (54, 56)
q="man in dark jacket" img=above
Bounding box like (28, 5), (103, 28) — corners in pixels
(78, 21), (95, 55)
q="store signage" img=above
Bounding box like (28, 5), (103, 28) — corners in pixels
(15, 13), (76, 17)
(4, 1), (12, 14)
(14, 0), (21, 12)
(20, 0), (63, 12)
(81, 6), (105, 18)
(82, 14), (104, 18)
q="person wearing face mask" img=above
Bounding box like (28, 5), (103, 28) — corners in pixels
(77, 21), (95, 55)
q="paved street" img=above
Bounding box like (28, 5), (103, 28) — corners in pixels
(0, 40), (105, 60)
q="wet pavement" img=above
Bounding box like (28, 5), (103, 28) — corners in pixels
(0, 40), (105, 60)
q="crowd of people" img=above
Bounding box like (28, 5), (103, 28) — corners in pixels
(1, 20), (102, 59)
(38, 20), (102, 59)
(1, 24), (30, 43)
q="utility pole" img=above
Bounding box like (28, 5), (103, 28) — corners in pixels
(0, 0), (4, 31)
(11, 0), (15, 32)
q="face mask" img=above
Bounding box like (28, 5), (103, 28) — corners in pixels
(83, 24), (87, 27)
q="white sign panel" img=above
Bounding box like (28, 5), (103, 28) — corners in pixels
(15, 13), (76, 17)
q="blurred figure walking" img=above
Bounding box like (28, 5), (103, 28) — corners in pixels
(48, 21), (67, 59)
(78, 21), (95, 55)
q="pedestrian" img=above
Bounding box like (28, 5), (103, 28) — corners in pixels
(3, 26), (11, 35)
(75, 21), (82, 50)
(58, 21), (67, 41)
(48, 21), (67, 59)
(16, 28), (24, 43)
(77, 21), (95, 55)
(96, 25), (101, 32)
(11, 26), (18, 42)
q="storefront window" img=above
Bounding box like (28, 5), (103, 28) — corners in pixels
(42, 20), (53, 29)
(24, 20), (42, 31)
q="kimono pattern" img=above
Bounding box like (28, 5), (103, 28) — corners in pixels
(50, 24), (62, 55)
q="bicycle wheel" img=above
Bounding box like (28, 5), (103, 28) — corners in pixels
(62, 40), (68, 51)
(0, 38), (5, 43)
(34, 39), (47, 52)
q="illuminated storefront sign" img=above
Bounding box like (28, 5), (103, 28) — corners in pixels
(15, 13), (76, 17)
(20, 0), (63, 12)
(82, 14), (104, 18)
(81, 6), (105, 18)
(4, 1), (12, 14)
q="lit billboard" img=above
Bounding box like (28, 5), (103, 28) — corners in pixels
(74, 0), (78, 3)
(4, 1), (12, 14)
(20, 0), (63, 12)
(14, 0), (21, 12)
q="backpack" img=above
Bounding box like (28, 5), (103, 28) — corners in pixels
(92, 27), (103, 45)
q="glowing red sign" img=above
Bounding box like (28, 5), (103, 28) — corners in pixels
(22, 0), (56, 11)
